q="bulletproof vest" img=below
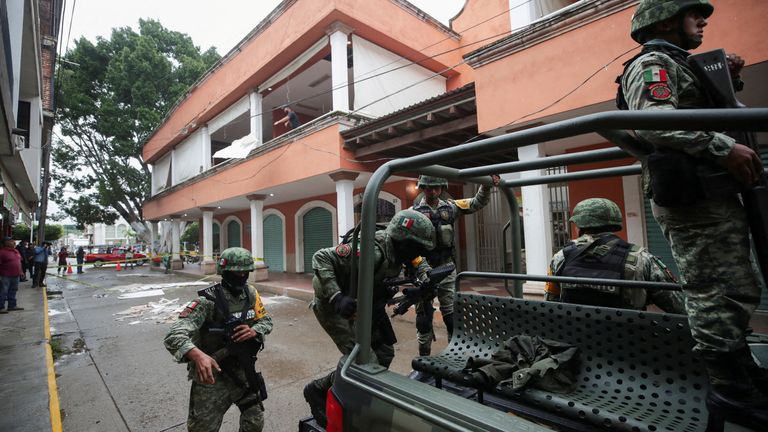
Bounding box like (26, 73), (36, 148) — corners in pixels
(557, 234), (630, 297)
(413, 200), (456, 264)
(198, 283), (257, 354)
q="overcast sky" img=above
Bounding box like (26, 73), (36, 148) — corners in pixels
(61, 0), (467, 55)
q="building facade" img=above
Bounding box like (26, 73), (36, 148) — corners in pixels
(0, 0), (64, 235)
(142, 0), (767, 295)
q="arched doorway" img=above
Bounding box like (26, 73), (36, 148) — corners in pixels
(263, 213), (284, 272)
(212, 222), (221, 255)
(226, 219), (242, 248)
(302, 207), (333, 273)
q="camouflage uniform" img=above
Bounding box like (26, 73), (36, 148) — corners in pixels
(164, 248), (273, 432)
(412, 177), (493, 354)
(547, 233), (686, 313)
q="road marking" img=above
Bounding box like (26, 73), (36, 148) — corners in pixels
(43, 289), (63, 432)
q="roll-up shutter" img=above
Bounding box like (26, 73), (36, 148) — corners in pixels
(263, 215), (284, 272)
(303, 208), (333, 273)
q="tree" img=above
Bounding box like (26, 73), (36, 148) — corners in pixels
(181, 222), (199, 250)
(52, 19), (220, 241)
(13, 224), (64, 242)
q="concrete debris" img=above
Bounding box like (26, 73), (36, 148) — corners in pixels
(48, 309), (65, 316)
(117, 289), (165, 300)
(114, 298), (183, 324)
(109, 281), (209, 293)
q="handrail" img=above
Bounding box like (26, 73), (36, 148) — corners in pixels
(455, 271), (682, 292)
(501, 220), (511, 296)
(354, 108), (768, 365)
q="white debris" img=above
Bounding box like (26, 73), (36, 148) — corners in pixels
(117, 289), (165, 299)
(109, 281), (209, 293)
(114, 297), (183, 324)
(48, 309), (65, 316)
(116, 273), (169, 277)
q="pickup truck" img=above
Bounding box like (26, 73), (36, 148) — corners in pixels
(299, 109), (768, 432)
(85, 248), (147, 266)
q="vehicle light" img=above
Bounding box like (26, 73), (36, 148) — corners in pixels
(326, 388), (343, 432)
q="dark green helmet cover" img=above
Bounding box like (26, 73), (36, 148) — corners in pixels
(631, 0), (713, 43)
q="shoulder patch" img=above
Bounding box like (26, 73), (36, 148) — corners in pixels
(335, 243), (352, 257)
(252, 290), (267, 320)
(454, 199), (471, 210)
(179, 300), (199, 318)
(642, 65), (668, 83)
(647, 82), (672, 101)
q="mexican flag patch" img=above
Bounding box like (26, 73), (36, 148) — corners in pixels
(400, 217), (414, 229)
(643, 66), (668, 83)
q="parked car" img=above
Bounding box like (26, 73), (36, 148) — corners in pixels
(85, 248), (147, 267)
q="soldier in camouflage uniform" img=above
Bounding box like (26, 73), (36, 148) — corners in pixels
(411, 174), (500, 356)
(164, 247), (273, 432)
(303, 209), (435, 427)
(618, 0), (767, 426)
(545, 198), (685, 314)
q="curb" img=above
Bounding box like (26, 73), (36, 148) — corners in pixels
(43, 288), (63, 432)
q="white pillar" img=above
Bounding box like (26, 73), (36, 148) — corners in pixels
(150, 221), (158, 256)
(201, 208), (216, 274)
(518, 144), (553, 294)
(201, 125), (211, 171)
(327, 22), (352, 112)
(247, 195), (266, 261)
(170, 148), (177, 186)
(249, 90), (263, 145)
(330, 171), (359, 236)
(170, 215), (183, 269)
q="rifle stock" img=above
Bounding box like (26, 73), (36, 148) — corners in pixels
(389, 263), (455, 317)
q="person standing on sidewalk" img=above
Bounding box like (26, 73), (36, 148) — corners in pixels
(25, 243), (35, 280)
(15, 240), (28, 282)
(57, 247), (68, 276)
(75, 246), (85, 274)
(0, 237), (24, 313)
(31, 242), (51, 288)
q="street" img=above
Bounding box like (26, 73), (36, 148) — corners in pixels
(48, 265), (445, 432)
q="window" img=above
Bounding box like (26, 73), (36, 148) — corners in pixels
(510, 0), (581, 31)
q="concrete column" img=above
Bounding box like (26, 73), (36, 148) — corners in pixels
(326, 22), (353, 112)
(249, 91), (263, 145)
(247, 194), (269, 281)
(170, 215), (183, 270)
(201, 125), (211, 171)
(200, 207), (216, 274)
(518, 144), (553, 294)
(330, 171), (359, 236)
(170, 148), (177, 186)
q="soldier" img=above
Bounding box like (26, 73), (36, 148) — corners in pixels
(164, 247), (272, 432)
(303, 209), (435, 427)
(411, 174), (500, 356)
(545, 198), (685, 314)
(618, 0), (767, 427)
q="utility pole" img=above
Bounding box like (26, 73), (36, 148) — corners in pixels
(36, 123), (52, 243)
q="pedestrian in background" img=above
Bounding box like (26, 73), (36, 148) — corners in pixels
(25, 243), (35, 280)
(0, 237), (24, 313)
(32, 242), (51, 288)
(125, 247), (134, 269)
(76, 246), (85, 274)
(15, 240), (28, 282)
(57, 246), (68, 276)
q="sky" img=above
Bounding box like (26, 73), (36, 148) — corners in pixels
(61, 0), (467, 55)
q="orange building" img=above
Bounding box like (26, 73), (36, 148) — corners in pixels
(142, 0), (768, 297)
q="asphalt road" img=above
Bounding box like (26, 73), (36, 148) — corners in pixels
(49, 266), (446, 432)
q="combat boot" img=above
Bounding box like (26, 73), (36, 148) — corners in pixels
(303, 372), (333, 427)
(703, 353), (768, 431)
(736, 345), (768, 394)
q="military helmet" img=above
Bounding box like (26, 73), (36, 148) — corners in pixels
(417, 175), (448, 189)
(386, 209), (435, 251)
(216, 247), (255, 274)
(569, 198), (623, 230)
(631, 0), (713, 43)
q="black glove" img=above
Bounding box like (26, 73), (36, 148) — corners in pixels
(332, 295), (357, 319)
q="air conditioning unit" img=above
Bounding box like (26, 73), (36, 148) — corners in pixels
(12, 134), (26, 151)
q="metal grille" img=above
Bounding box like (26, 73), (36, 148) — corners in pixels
(547, 166), (571, 255)
(475, 187), (506, 272)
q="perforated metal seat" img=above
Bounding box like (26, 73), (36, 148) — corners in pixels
(412, 293), (710, 432)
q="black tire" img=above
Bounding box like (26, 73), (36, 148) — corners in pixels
(93, 260), (104, 268)
(135, 259), (145, 266)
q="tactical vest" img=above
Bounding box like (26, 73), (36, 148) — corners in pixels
(198, 283), (259, 354)
(413, 200), (456, 265)
(557, 235), (634, 308)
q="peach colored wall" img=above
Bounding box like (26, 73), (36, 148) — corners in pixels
(143, 125), (346, 219)
(474, 0), (768, 133)
(566, 143), (635, 241)
(144, 0), (465, 163)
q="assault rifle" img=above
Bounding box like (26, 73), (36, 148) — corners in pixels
(688, 49), (768, 281)
(209, 317), (268, 401)
(386, 263), (456, 317)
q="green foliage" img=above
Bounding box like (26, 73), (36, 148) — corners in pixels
(13, 224), (65, 242)
(181, 222), (199, 247)
(52, 19), (220, 239)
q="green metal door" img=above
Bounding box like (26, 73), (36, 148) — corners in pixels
(643, 198), (680, 277)
(227, 220), (241, 248)
(303, 207), (333, 273)
(263, 215), (284, 272)
(212, 223), (221, 255)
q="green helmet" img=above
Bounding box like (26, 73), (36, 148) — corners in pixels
(417, 175), (448, 189)
(386, 209), (435, 251)
(630, 0), (713, 43)
(569, 198), (623, 231)
(216, 247), (255, 274)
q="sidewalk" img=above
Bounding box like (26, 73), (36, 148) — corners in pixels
(0, 279), (56, 432)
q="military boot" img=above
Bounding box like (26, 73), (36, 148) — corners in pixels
(736, 345), (768, 394)
(442, 312), (454, 341)
(303, 371), (334, 427)
(703, 353), (768, 431)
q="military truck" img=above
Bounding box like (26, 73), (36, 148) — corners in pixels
(299, 107), (768, 432)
